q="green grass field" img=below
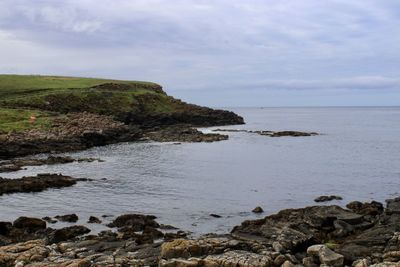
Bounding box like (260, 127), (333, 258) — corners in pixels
(0, 75), (179, 133)
(0, 108), (53, 134)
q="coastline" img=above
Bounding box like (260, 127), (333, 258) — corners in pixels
(0, 195), (398, 266)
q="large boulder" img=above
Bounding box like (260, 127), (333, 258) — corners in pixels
(48, 225), (90, 243)
(307, 244), (344, 267)
(13, 217), (46, 232)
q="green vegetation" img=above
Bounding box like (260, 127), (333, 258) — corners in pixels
(0, 74), (182, 133)
(0, 108), (53, 134)
(0, 74), (156, 100)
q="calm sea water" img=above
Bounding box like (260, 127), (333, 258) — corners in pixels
(1, 107), (400, 235)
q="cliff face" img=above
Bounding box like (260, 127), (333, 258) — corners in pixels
(0, 75), (244, 158)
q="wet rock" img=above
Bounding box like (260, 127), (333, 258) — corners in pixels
(107, 214), (159, 231)
(314, 195), (343, 202)
(212, 128), (319, 138)
(0, 174), (80, 195)
(87, 216), (101, 224)
(55, 214), (79, 223)
(269, 131), (318, 137)
(13, 217), (46, 232)
(160, 224), (178, 230)
(252, 206), (264, 213)
(42, 217), (57, 224)
(48, 225), (90, 243)
(143, 126), (229, 143)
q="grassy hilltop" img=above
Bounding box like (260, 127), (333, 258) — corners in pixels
(0, 75), (243, 134)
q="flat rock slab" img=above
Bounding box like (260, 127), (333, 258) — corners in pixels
(0, 174), (84, 195)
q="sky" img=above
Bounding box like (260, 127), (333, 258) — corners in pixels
(0, 0), (399, 107)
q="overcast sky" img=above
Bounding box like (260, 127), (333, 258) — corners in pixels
(0, 0), (399, 106)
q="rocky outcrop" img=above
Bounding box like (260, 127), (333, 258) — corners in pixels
(4, 200), (400, 266)
(0, 112), (141, 159)
(0, 213), (185, 266)
(0, 113), (233, 159)
(213, 128), (319, 137)
(142, 126), (228, 143)
(314, 195), (343, 202)
(159, 198), (400, 267)
(0, 174), (88, 196)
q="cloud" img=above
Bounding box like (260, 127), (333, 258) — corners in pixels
(0, 0), (399, 105)
(233, 76), (400, 91)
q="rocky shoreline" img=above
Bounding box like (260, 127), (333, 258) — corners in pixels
(0, 113), (240, 160)
(1, 197), (400, 266)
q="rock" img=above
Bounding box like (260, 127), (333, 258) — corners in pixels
(0, 222), (12, 235)
(202, 250), (272, 267)
(314, 195), (343, 202)
(274, 254), (286, 266)
(252, 206), (264, 213)
(303, 256), (318, 267)
(143, 126), (229, 143)
(232, 205), (363, 252)
(210, 214), (222, 218)
(307, 244), (344, 267)
(346, 201), (384, 216)
(0, 174), (79, 196)
(160, 224), (178, 230)
(48, 225), (90, 243)
(42, 217), (57, 224)
(55, 214), (79, 223)
(87, 216), (101, 224)
(273, 241), (285, 253)
(13, 217), (46, 232)
(107, 214), (159, 230)
(282, 260), (295, 267)
(352, 259), (370, 267)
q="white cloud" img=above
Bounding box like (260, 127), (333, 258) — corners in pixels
(0, 0), (399, 105)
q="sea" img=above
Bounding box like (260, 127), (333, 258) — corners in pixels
(1, 107), (400, 235)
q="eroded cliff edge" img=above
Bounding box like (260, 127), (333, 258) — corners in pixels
(0, 75), (244, 158)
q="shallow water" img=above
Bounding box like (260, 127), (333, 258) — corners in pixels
(1, 107), (400, 235)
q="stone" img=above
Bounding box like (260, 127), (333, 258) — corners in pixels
(87, 216), (101, 224)
(252, 206), (264, 213)
(48, 226), (90, 243)
(13, 217), (46, 232)
(55, 214), (79, 223)
(281, 260), (295, 267)
(274, 254), (286, 266)
(314, 195), (343, 203)
(307, 245), (344, 267)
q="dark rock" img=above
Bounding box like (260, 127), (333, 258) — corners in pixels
(0, 174), (79, 195)
(346, 201), (384, 216)
(13, 217), (46, 232)
(143, 226), (164, 239)
(0, 222), (12, 235)
(48, 225), (90, 243)
(314, 195), (343, 202)
(88, 216), (102, 224)
(159, 224), (178, 230)
(210, 214), (222, 218)
(143, 126), (229, 143)
(107, 214), (159, 231)
(42, 216), (57, 224)
(269, 131), (318, 137)
(55, 214), (79, 223)
(252, 206), (264, 213)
